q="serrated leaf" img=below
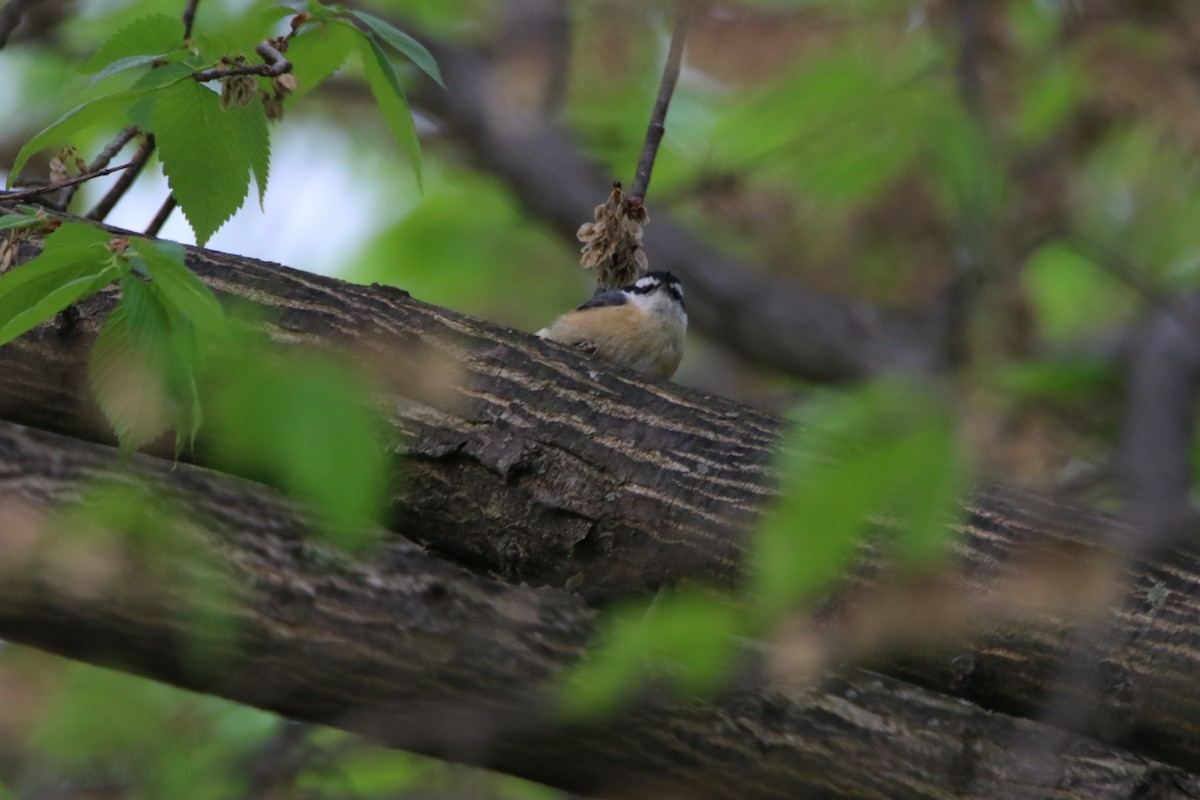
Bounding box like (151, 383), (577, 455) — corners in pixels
(350, 10), (443, 88)
(127, 238), (226, 335)
(284, 18), (356, 102)
(80, 14), (182, 74)
(357, 34), (422, 189)
(229, 98), (270, 206)
(152, 79), (255, 245)
(0, 223), (121, 346)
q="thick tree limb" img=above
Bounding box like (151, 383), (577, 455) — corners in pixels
(2, 420), (1200, 800)
(3, 228), (1200, 781)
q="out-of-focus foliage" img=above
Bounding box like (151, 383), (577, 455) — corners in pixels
(2, 648), (559, 799)
(4, 0), (1200, 794)
(562, 379), (964, 714)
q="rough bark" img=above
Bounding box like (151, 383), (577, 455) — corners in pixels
(2, 419), (1200, 800)
(4, 227), (1200, 788)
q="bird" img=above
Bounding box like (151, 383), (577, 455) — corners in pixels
(536, 271), (687, 380)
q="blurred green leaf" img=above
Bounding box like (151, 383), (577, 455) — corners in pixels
(0, 222), (119, 345)
(0, 213), (42, 231)
(205, 338), (388, 549)
(89, 301), (173, 456)
(348, 168), (579, 328)
(1013, 58), (1082, 145)
(356, 30), (424, 189)
(752, 382), (963, 617)
(559, 591), (739, 718)
(128, 238), (227, 336)
(1073, 128), (1200, 286)
(1024, 241), (1134, 341)
(351, 10), (444, 87)
(986, 357), (1117, 404)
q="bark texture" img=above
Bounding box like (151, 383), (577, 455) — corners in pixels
(2, 420), (1199, 800)
(3, 228), (1200, 795)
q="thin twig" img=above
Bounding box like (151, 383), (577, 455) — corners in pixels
(144, 195), (177, 237)
(182, 0), (199, 40)
(629, 4), (692, 201)
(59, 126), (139, 210)
(0, 0), (36, 49)
(193, 41), (291, 81)
(87, 134), (156, 222)
(2, 162), (136, 202)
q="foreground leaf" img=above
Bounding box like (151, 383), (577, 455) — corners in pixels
(0, 223), (121, 345)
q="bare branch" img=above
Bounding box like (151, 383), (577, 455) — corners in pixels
(630, 4), (692, 202)
(87, 134), (156, 222)
(1, 161), (135, 202)
(59, 126), (140, 210)
(0, 0), (35, 48)
(183, 0), (200, 40)
(193, 41), (291, 81)
(144, 194), (177, 237)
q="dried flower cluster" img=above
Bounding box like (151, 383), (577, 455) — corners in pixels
(577, 183), (650, 291)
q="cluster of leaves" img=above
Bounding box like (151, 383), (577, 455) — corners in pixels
(8, 0), (442, 245)
(0, 208), (386, 544)
(563, 380), (964, 716)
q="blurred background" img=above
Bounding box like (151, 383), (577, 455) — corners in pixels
(3, 0), (1199, 796)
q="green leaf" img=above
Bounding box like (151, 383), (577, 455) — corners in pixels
(89, 302), (172, 456)
(230, 98), (271, 206)
(350, 10), (444, 88)
(1024, 242), (1133, 341)
(206, 339), (387, 549)
(750, 382), (963, 617)
(88, 53), (178, 89)
(0, 213), (43, 231)
(126, 238), (227, 336)
(560, 591), (739, 718)
(357, 33), (423, 189)
(284, 17), (357, 102)
(80, 14), (182, 74)
(152, 78), (256, 245)
(0, 222), (121, 345)
(11, 89), (149, 185)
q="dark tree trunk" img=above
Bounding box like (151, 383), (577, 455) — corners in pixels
(2, 228), (1200, 797)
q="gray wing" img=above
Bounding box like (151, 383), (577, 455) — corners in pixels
(575, 289), (628, 311)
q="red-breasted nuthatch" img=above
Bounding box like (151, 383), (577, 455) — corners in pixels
(537, 271), (687, 380)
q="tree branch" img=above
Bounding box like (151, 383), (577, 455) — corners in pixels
(1, 161), (134, 202)
(4, 223), (1200, 777)
(3, 419), (1200, 800)
(86, 134), (155, 222)
(630, 3), (691, 202)
(192, 41), (291, 82)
